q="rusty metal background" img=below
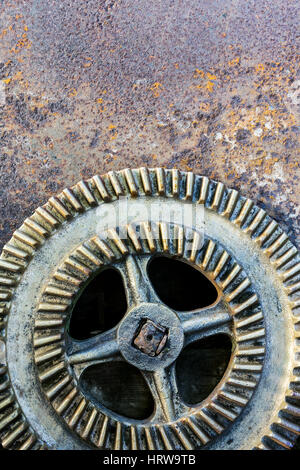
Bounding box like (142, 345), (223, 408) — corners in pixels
(0, 0), (299, 253)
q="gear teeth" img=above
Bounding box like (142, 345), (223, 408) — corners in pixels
(55, 387), (77, 415)
(127, 224), (142, 252)
(14, 229), (40, 248)
(200, 240), (215, 270)
(233, 361), (263, 372)
(222, 189), (239, 218)
(48, 196), (71, 220)
(220, 264), (241, 289)
(209, 402), (237, 421)
(186, 416), (210, 445)
(273, 246), (298, 268)
(0, 395), (14, 412)
(123, 168), (138, 197)
(232, 294), (258, 314)
(76, 181), (96, 206)
(198, 176), (209, 204)
(35, 347), (63, 365)
(62, 188), (83, 212)
(227, 377), (257, 389)
(155, 167), (165, 196)
(139, 167), (152, 195)
(44, 286), (73, 298)
(159, 222), (169, 252)
(18, 433), (37, 450)
(3, 244), (30, 260)
(24, 217), (49, 238)
(236, 311), (263, 328)
(0, 168), (299, 450)
(212, 251), (230, 279)
(0, 408), (20, 432)
(39, 362), (65, 382)
(76, 244), (103, 266)
(185, 172), (194, 200)
(0, 259), (23, 273)
(38, 302), (68, 312)
(226, 278), (251, 302)
(141, 222), (156, 253)
(171, 423), (194, 450)
(107, 228), (129, 255)
(108, 171), (124, 197)
(211, 182), (225, 211)
(2, 421), (28, 448)
(81, 408), (98, 440)
(269, 432), (293, 449)
(219, 390), (248, 406)
(53, 270), (82, 286)
(237, 345), (265, 356)
(282, 262), (300, 281)
(68, 398), (86, 429)
(97, 416), (109, 448)
(113, 421), (122, 450)
(190, 231), (201, 263)
(234, 199), (253, 227)
(36, 206), (60, 228)
(287, 282), (300, 295)
(91, 175), (111, 202)
(256, 220), (278, 246)
(34, 329), (62, 342)
(198, 410), (223, 434)
(46, 375), (71, 400)
(176, 225), (184, 256)
(245, 208), (266, 234)
(171, 169), (180, 197)
(130, 425), (138, 449)
(237, 327), (265, 342)
(65, 257), (91, 276)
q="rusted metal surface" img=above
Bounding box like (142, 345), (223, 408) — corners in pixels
(0, 0), (299, 251)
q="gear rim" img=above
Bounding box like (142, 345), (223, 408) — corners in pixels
(0, 167), (299, 450)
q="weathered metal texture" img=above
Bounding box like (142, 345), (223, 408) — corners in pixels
(0, 0), (299, 252)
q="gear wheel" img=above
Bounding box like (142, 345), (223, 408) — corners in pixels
(0, 168), (299, 450)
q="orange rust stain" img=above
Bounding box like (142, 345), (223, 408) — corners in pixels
(228, 57), (240, 66)
(150, 82), (164, 97)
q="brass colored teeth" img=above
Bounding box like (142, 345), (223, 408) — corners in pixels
(97, 415), (109, 448)
(68, 398), (86, 429)
(92, 175), (111, 202)
(155, 167), (165, 196)
(62, 188), (83, 211)
(55, 387), (77, 415)
(171, 169), (180, 197)
(186, 416), (210, 445)
(81, 408), (98, 440)
(77, 181), (96, 206)
(49, 196), (71, 219)
(171, 423), (193, 450)
(124, 168), (138, 197)
(198, 176), (209, 204)
(114, 421), (122, 450)
(211, 182), (225, 210)
(222, 189), (239, 218)
(0, 168), (298, 450)
(139, 167), (152, 195)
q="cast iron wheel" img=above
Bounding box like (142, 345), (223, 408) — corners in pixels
(0, 168), (299, 450)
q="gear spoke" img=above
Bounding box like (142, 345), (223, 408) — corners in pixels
(119, 254), (160, 307)
(142, 365), (191, 422)
(180, 297), (232, 346)
(67, 327), (120, 372)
